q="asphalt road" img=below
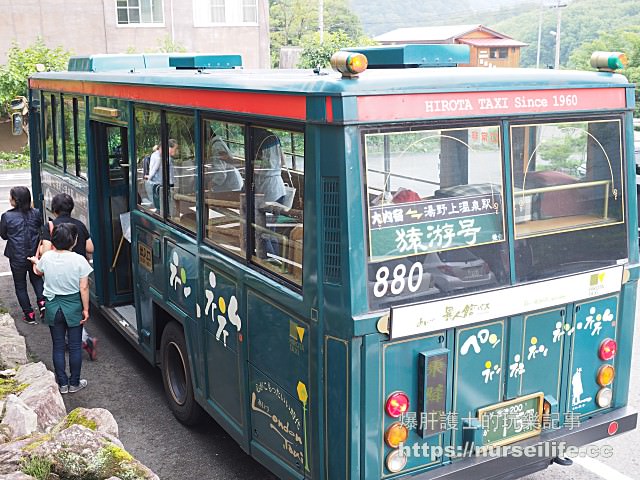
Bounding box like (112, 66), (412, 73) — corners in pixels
(0, 169), (638, 480)
(0, 171), (274, 480)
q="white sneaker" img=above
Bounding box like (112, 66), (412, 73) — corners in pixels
(68, 379), (88, 393)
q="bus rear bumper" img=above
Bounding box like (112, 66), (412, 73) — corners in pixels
(405, 406), (637, 480)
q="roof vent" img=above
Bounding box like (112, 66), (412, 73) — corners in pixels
(68, 54), (147, 72)
(341, 44), (469, 68)
(168, 54), (242, 70)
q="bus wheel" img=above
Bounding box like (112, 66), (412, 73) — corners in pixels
(160, 321), (203, 425)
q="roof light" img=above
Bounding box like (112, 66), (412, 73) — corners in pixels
(330, 51), (368, 78)
(590, 51), (627, 72)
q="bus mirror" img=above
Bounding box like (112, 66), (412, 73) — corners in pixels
(11, 112), (23, 136)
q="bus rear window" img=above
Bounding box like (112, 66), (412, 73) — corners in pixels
(511, 118), (627, 281)
(364, 125), (510, 309)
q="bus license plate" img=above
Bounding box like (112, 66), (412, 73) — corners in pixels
(477, 392), (544, 447)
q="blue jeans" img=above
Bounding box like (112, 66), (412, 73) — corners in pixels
(10, 262), (45, 315)
(49, 308), (83, 387)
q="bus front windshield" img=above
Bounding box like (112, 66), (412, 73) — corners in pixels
(363, 118), (628, 310)
(364, 125), (510, 310)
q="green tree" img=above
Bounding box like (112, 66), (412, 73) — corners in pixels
(568, 27), (640, 116)
(0, 37), (71, 116)
(297, 30), (375, 69)
(270, 0), (365, 67)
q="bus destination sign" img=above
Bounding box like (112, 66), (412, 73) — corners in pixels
(369, 193), (504, 260)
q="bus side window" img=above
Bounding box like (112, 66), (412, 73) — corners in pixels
(166, 111), (196, 233)
(134, 107), (161, 215)
(250, 126), (304, 285)
(202, 119), (246, 255)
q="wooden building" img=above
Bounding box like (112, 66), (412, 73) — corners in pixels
(375, 24), (528, 68)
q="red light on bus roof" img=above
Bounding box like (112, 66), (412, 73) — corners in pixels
(385, 392), (410, 418)
(599, 338), (617, 361)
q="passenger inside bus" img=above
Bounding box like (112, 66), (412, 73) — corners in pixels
(252, 127), (287, 263)
(205, 133), (243, 193)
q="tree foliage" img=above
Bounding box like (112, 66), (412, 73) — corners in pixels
(491, 0), (640, 69)
(269, 0), (365, 67)
(567, 26), (640, 116)
(0, 37), (71, 116)
(298, 30), (376, 69)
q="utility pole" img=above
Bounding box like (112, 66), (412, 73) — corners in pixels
(319, 0), (324, 43)
(552, 0), (567, 69)
(536, 0), (543, 68)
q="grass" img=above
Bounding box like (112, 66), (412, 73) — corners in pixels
(20, 455), (53, 480)
(0, 148), (30, 170)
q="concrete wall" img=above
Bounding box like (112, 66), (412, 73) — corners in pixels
(1, 0), (270, 68)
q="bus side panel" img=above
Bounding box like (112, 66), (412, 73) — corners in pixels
(200, 262), (243, 426)
(380, 333), (449, 477)
(567, 295), (618, 417)
(324, 336), (349, 479)
(247, 291), (310, 477)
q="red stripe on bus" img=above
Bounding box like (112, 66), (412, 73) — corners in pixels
(29, 79), (307, 120)
(326, 97), (333, 123)
(357, 88), (628, 121)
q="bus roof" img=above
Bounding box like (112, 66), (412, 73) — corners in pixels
(30, 66), (630, 97)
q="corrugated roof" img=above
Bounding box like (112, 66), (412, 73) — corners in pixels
(458, 38), (528, 47)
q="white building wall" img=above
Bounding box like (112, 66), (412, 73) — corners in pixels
(0, 0), (270, 68)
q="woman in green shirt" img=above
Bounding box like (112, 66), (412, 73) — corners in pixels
(29, 223), (93, 394)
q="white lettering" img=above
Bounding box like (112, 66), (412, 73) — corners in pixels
(514, 96), (548, 108)
(425, 99), (474, 113)
(478, 97), (509, 110)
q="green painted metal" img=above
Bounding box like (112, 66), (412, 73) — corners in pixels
(168, 54), (242, 70)
(68, 54), (146, 72)
(28, 48), (639, 480)
(344, 44), (470, 68)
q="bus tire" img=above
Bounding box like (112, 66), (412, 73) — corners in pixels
(160, 321), (203, 425)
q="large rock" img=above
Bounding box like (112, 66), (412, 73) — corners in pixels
(29, 424), (158, 480)
(0, 395), (37, 440)
(0, 314), (28, 368)
(15, 363), (66, 431)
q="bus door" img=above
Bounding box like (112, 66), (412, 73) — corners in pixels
(92, 121), (133, 307)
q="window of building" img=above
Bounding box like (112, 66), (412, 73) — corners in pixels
(489, 48), (508, 59)
(249, 126), (304, 285)
(117, 0), (163, 25)
(193, 0), (258, 26)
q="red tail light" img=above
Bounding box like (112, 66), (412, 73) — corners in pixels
(385, 392), (410, 418)
(599, 338), (617, 361)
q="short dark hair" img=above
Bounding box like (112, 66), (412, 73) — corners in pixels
(51, 193), (74, 216)
(51, 223), (78, 251)
(10, 186), (31, 213)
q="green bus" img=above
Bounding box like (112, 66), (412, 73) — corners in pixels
(26, 45), (637, 479)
